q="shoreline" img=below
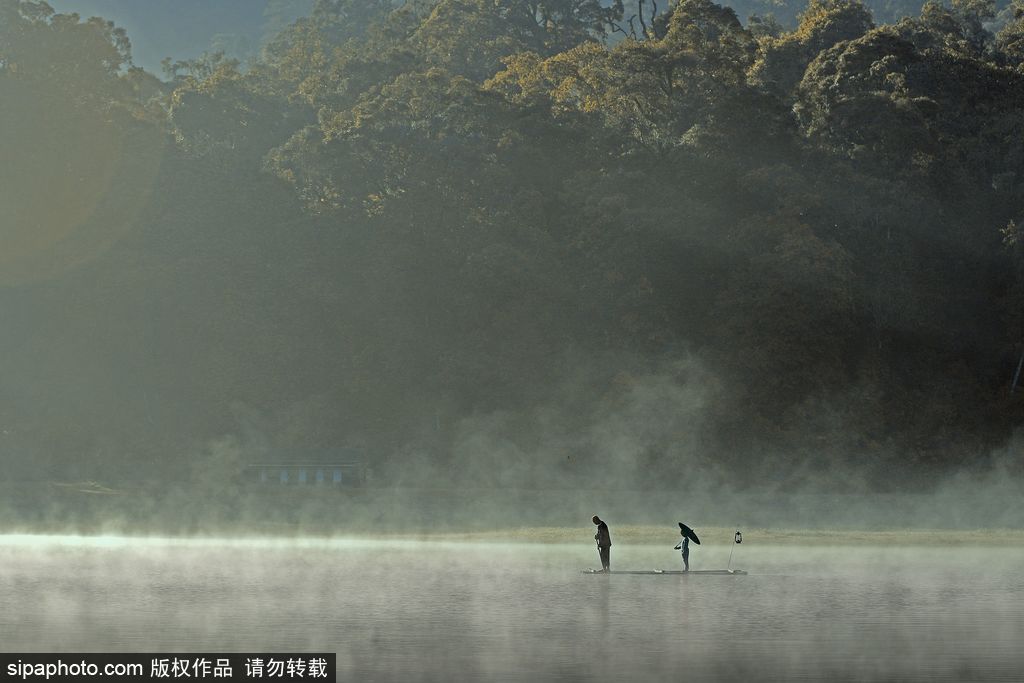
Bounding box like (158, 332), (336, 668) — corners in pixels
(393, 525), (1024, 546)
(1, 525), (1022, 546)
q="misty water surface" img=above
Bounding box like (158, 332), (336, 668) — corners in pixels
(0, 536), (1022, 681)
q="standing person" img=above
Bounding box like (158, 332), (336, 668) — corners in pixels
(674, 534), (690, 572)
(674, 522), (700, 571)
(592, 515), (612, 572)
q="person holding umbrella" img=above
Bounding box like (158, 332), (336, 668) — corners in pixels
(674, 522), (701, 571)
(592, 515), (612, 572)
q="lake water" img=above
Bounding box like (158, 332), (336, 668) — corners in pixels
(0, 535), (1022, 681)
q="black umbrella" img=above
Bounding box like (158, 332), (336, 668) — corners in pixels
(678, 522), (701, 545)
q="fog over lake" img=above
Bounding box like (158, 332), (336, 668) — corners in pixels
(2, 536), (1021, 681)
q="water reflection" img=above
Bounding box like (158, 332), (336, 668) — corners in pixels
(0, 537), (1021, 681)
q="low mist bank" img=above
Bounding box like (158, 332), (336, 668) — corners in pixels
(2, 473), (1021, 538)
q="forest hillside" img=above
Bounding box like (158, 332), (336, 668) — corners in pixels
(2, 0), (1024, 497)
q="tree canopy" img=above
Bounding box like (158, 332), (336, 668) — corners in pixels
(3, 0), (1024, 492)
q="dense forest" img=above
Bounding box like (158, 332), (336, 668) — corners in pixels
(3, 0), (1024, 497)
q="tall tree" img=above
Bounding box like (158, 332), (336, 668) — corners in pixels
(412, 0), (622, 80)
(749, 0), (875, 98)
(0, 0), (161, 285)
